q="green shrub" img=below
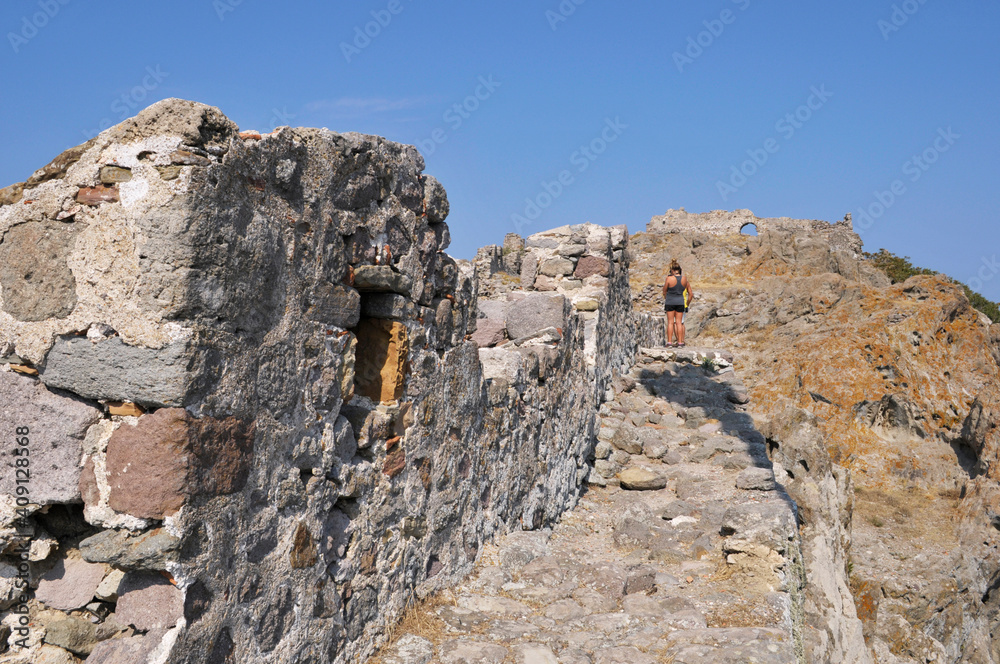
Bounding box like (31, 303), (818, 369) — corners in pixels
(865, 249), (1000, 323)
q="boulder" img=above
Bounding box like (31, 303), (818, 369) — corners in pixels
(574, 255), (611, 279)
(619, 467), (667, 491)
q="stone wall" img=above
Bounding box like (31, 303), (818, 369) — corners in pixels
(0, 100), (638, 664)
(648, 208), (863, 255)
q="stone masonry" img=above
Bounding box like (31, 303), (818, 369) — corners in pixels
(0, 100), (639, 664)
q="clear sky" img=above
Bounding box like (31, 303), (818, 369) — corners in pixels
(2, 0), (998, 299)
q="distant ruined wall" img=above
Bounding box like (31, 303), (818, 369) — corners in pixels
(648, 208), (864, 256)
(0, 100), (637, 664)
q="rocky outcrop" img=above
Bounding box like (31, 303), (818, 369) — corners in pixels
(764, 408), (871, 664)
(633, 210), (1000, 663)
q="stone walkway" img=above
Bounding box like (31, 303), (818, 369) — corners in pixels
(369, 348), (802, 664)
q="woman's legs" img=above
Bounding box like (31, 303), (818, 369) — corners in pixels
(677, 314), (686, 346)
(666, 311), (679, 345)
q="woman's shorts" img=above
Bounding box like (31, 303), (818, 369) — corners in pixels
(664, 304), (685, 313)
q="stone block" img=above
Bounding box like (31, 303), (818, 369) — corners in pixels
(35, 557), (107, 610)
(423, 175), (449, 223)
(86, 631), (167, 664)
(574, 255), (610, 279)
(439, 640), (508, 664)
(472, 318), (506, 348)
(721, 503), (796, 553)
(533, 275), (557, 291)
(76, 185), (119, 206)
(525, 235), (559, 250)
(306, 282), (361, 328)
(106, 410), (188, 519)
(0, 372), (101, 504)
(479, 347), (523, 383)
(99, 166), (132, 184)
(539, 257), (575, 277)
(40, 336), (192, 408)
(43, 615), (98, 656)
(354, 265), (412, 294)
(105, 409), (253, 519)
(170, 149), (212, 166)
(478, 299), (507, 322)
(354, 318), (409, 403)
(0, 219), (83, 321)
(557, 243), (586, 257)
(383, 634), (434, 664)
(520, 252), (538, 289)
(116, 572), (183, 630)
(361, 293), (414, 320)
(80, 528), (181, 570)
(736, 467), (777, 491)
(290, 522), (318, 569)
(505, 293), (566, 340)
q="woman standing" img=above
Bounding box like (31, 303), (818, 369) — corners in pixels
(662, 260), (694, 347)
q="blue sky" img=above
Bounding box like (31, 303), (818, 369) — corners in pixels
(2, 0), (999, 300)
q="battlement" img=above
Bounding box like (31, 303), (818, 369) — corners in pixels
(648, 208), (864, 255)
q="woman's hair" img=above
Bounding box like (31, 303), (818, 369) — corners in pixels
(669, 259), (682, 274)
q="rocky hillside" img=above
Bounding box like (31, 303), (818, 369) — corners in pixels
(631, 209), (1000, 663)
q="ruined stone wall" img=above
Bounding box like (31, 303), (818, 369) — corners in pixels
(0, 100), (638, 664)
(648, 208), (864, 256)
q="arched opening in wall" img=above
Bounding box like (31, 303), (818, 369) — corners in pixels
(740, 223), (758, 236)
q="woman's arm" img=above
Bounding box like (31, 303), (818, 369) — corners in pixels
(683, 276), (694, 301)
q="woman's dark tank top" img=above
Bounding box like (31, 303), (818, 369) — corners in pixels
(664, 275), (685, 306)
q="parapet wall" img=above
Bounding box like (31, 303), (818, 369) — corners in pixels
(0, 100), (637, 664)
(648, 208), (863, 255)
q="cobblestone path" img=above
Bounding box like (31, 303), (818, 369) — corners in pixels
(370, 347), (802, 664)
